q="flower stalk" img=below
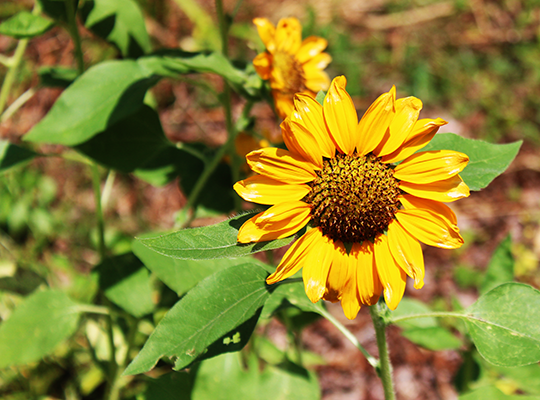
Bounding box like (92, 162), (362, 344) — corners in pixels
(370, 302), (396, 400)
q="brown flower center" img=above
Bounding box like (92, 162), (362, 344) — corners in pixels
(272, 51), (306, 94)
(303, 153), (400, 243)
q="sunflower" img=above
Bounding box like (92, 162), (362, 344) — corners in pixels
(253, 17), (331, 119)
(234, 76), (470, 319)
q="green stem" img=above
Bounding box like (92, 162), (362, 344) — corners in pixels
(370, 303), (396, 400)
(0, 87), (36, 122)
(91, 163), (106, 261)
(64, 0), (84, 75)
(318, 307), (379, 369)
(0, 38), (29, 114)
(77, 304), (110, 315)
(390, 311), (463, 324)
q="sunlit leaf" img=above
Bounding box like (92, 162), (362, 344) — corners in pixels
(124, 264), (271, 375)
(465, 283), (540, 366)
(0, 141), (37, 172)
(0, 11), (53, 39)
(80, 0), (151, 58)
(459, 385), (540, 400)
(135, 213), (295, 260)
(402, 327), (462, 351)
(0, 289), (82, 368)
(24, 60), (159, 146)
(423, 133), (521, 191)
(481, 235), (514, 294)
(94, 253), (154, 318)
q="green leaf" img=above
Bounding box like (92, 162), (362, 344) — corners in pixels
(0, 11), (54, 39)
(0, 289), (82, 368)
(261, 280), (320, 319)
(141, 372), (194, 400)
(80, 0), (151, 58)
(75, 105), (170, 172)
(124, 263), (271, 375)
(315, 90), (325, 106)
(481, 235), (514, 294)
(37, 0), (77, 22)
(132, 239), (263, 295)
(465, 283), (540, 366)
(24, 60), (159, 146)
(459, 385), (540, 400)
(0, 141), (37, 172)
(392, 298), (438, 329)
(402, 326), (462, 351)
(38, 66), (78, 88)
(191, 352), (321, 400)
(135, 213), (296, 260)
(422, 133), (522, 191)
(94, 253), (154, 318)
(494, 364), (540, 396)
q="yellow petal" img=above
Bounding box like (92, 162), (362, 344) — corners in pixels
(237, 201), (311, 243)
(323, 240), (349, 301)
(234, 175), (311, 205)
(387, 219), (425, 289)
(296, 36), (328, 64)
(373, 234), (407, 310)
(340, 255), (361, 320)
(352, 241), (382, 306)
(272, 90), (295, 119)
(253, 52), (272, 80)
(399, 194), (458, 225)
(394, 150), (469, 184)
(323, 76), (358, 155)
(374, 96), (423, 157)
(303, 233), (335, 303)
(356, 86), (396, 156)
(275, 17), (302, 54)
(304, 69), (331, 93)
(282, 116), (322, 168)
(253, 18), (276, 52)
(246, 147), (317, 184)
(290, 93), (335, 159)
(396, 208), (464, 249)
(399, 174), (470, 203)
(382, 118), (447, 164)
(303, 52), (332, 73)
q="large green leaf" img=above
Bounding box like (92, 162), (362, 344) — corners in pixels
(75, 105), (170, 172)
(481, 235), (514, 294)
(80, 0), (151, 58)
(422, 133), (521, 191)
(494, 364), (540, 396)
(132, 239), (263, 295)
(38, 66), (78, 88)
(465, 283), (540, 366)
(0, 11), (54, 39)
(24, 60), (159, 146)
(0, 141), (37, 172)
(459, 385), (540, 400)
(141, 372), (194, 400)
(124, 263), (271, 375)
(135, 213), (296, 260)
(94, 253), (154, 318)
(192, 352), (320, 400)
(0, 289), (82, 368)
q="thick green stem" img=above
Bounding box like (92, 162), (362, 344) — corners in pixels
(370, 303), (396, 400)
(91, 164), (106, 261)
(64, 0), (84, 75)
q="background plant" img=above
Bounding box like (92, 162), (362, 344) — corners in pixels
(0, 0), (539, 399)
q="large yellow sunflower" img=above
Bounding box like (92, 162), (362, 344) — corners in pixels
(234, 76), (470, 320)
(253, 17), (331, 119)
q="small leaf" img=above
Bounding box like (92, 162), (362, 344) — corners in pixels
(124, 264), (271, 375)
(402, 327), (462, 351)
(315, 90), (325, 106)
(24, 60), (159, 146)
(135, 213), (295, 260)
(261, 280), (320, 319)
(0, 289), (82, 368)
(142, 372), (194, 400)
(38, 66), (78, 88)
(422, 133), (522, 191)
(465, 283), (540, 366)
(494, 364), (540, 396)
(80, 0), (151, 58)
(392, 298), (438, 329)
(0, 141), (37, 172)
(459, 385), (540, 400)
(0, 11), (54, 39)
(94, 253), (154, 318)
(37, 0), (76, 22)
(75, 105), (170, 172)
(481, 235), (514, 294)
(132, 239), (263, 295)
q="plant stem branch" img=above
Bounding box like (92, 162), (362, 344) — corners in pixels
(370, 303), (396, 400)
(64, 0), (84, 75)
(0, 87), (36, 122)
(91, 163), (106, 261)
(0, 38), (29, 114)
(318, 307), (379, 369)
(390, 311), (463, 324)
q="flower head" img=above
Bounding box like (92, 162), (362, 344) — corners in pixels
(253, 17), (331, 119)
(234, 76), (470, 319)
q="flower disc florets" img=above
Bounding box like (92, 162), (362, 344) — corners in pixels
(303, 153), (400, 243)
